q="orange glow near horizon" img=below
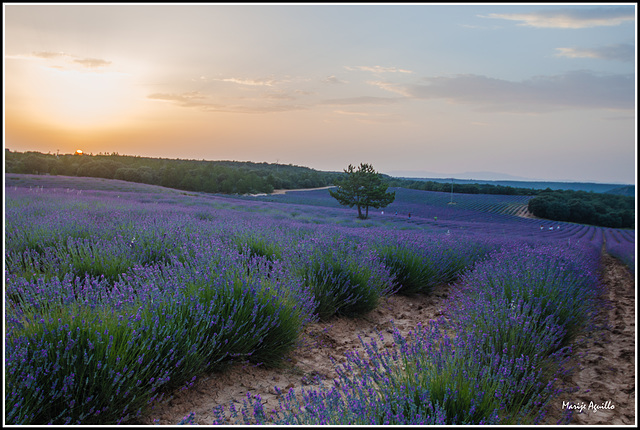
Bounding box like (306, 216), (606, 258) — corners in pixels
(4, 57), (154, 135)
(36, 68), (142, 130)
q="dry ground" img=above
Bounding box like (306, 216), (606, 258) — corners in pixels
(543, 253), (635, 425)
(139, 254), (635, 426)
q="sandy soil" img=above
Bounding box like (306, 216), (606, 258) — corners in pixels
(543, 254), (636, 425)
(138, 255), (635, 426)
(137, 286), (452, 425)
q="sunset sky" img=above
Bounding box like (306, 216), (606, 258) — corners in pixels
(3, 3), (637, 183)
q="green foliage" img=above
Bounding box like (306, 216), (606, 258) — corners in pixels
(4, 150), (340, 196)
(387, 178), (540, 196)
(6, 269), (305, 425)
(330, 163), (396, 219)
(294, 240), (395, 320)
(378, 246), (440, 295)
(528, 189), (634, 228)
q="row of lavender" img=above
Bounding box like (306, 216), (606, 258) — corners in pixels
(5, 186), (499, 425)
(210, 242), (604, 425)
(250, 187), (635, 271)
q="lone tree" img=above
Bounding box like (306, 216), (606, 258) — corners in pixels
(330, 163), (395, 219)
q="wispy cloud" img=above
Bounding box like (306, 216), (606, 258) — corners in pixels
(32, 51), (67, 59)
(321, 75), (348, 84)
(8, 51), (113, 70)
(555, 43), (635, 62)
(376, 71), (634, 113)
(345, 65), (413, 74)
(147, 91), (306, 114)
(367, 81), (413, 97)
(481, 6), (635, 29)
(214, 77), (280, 86)
(147, 92), (208, 107)
(319, 96), (398, 106)
(73, 58), (112, 68)
(195, 74), (306, 88)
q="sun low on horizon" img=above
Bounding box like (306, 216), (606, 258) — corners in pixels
(5, 49), (161, 135)
(3, 3), (636, 184)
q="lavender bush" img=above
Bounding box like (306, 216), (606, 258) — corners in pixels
(452, 243), (603, 346)
(289, 235), (397, 319)
(375, 233), (499, 295)
(6, 250), (312, 424)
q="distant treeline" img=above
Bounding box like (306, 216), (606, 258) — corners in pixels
(386, 178), (540, 196)
(4, 150), (339, 195)
(396, 177), (635, 196)
(528, 190), (635, 229)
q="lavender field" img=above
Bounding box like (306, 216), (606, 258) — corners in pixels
(4, 174), (635, 425)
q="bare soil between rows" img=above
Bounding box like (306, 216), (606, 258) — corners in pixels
(138, 254), (635, 426)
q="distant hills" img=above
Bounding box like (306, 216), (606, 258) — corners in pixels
(389, 175), (635, 197)
(387, 170), (534, 181)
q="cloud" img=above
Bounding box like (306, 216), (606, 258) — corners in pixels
(32, 51), (68, 59)
(147, 92), (208, 107)
(9, 51), (113, 70)
(322, 75), (348, 84)
(555, 44), (635, 62)
(481, 6), (635, 29)
(147, 91), (306, 114)
(378, 71), (634, 113)
(367, 81), (413, 97)
(73, 58), (112, 68)
(345, 65), (413, 74)
(319, 96), (398, 106)
(215, 77), (279, 86)
(213, 104), (307, 114)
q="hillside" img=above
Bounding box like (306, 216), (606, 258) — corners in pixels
(4, 149), (340, 195)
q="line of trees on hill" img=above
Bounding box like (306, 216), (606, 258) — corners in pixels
(528, 190), (635, 229)
(4, 150), (339, 195)
(386, 178), (540, 196)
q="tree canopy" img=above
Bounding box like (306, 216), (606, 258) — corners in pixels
(4, 150), (340, 195)
(329, 163), (395, 219)
(528, 189), (634, 228)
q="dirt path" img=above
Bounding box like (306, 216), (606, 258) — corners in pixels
(269, 185), (335, 195)
(138, 254), (635, 426)
(137, 286), (452, 425)
(544, 254), (636, 425)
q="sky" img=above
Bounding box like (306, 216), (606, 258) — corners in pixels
(3, 3), (637, 184)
